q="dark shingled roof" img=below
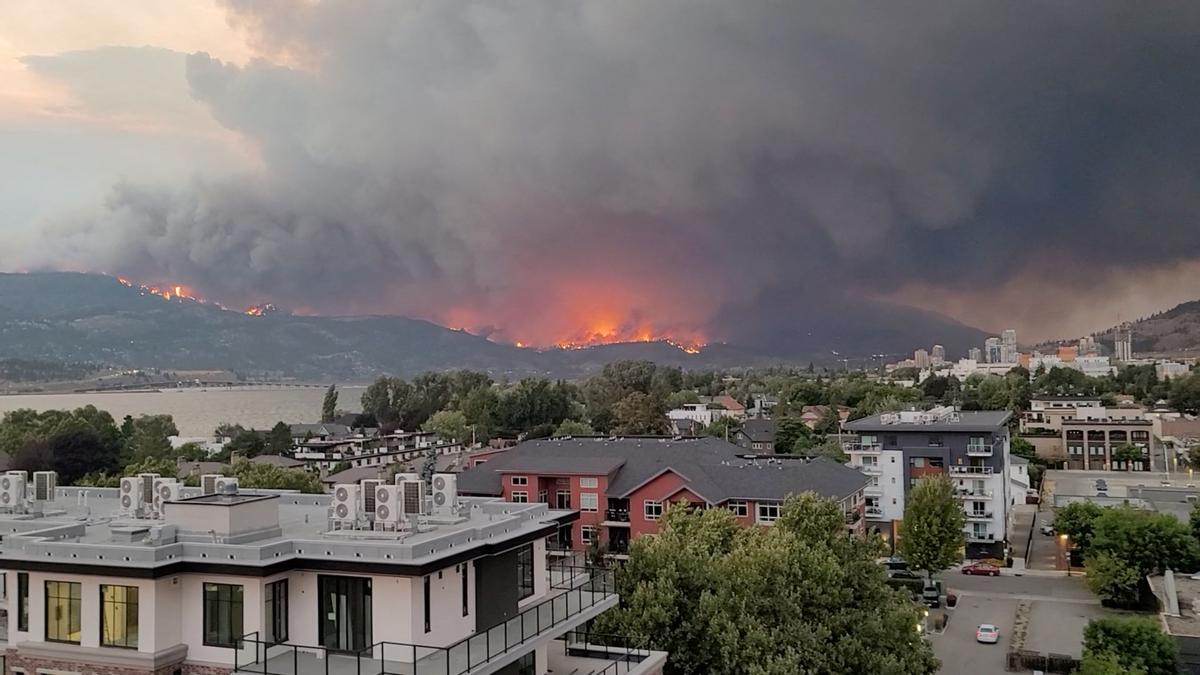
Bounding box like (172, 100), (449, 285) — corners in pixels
(738, 418), (775, 444)
(456, 437), (868, 503)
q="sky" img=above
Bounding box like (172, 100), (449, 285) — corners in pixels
(3, 1), (1200, 350)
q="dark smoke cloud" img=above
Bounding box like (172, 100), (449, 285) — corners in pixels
(16, 1), (1200, 345)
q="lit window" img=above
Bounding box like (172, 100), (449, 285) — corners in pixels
(644, 500), (663, 520)
(510, 476), (528, 486)
(101, 585), (139, 649)
(757, 502), (781, 524)
(45, 581), (81, 644)
(511, 491), (528, 503)
(579, 477), (598, 488)
(580, 493), (598, 512)
(727, 501), (748, 517)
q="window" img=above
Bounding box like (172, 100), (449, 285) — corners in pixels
(17, 572), (28, 632)
(928, 435), (943, 447)
(910, 457), (926, 468)
(517, 544), (535, 600)
(203, 583), (244, 647)
(424, 576), (431, 633)
(580, 492), (598, 512)
(581, 525), (597, 546)
(727, 501), (748, 517)
(511, 491), (528, 503)
(101, 585), (139, 649)
(461, 564), (470, 617)
(510, 476), (528, 486)
(264, 579), (288, 645)
(45, 581), (81, 644)
(643, 500), (663, 520)
(579, 477), (598, 488)
(757, 502), (781, 523)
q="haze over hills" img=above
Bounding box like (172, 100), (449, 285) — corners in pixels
(0, 272), (988, 378)
(1088, 301), (1200, 357)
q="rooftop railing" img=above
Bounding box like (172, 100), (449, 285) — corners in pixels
(234, 566), (617, 675)
(560, 630), (653, 675)
(949, 465), (993, 475)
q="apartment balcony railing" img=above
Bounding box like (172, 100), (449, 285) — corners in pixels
(857, 464), (882, 476)
(844, 510), (861, 525)
(949, 465), (993, 475)
(965, 511), (994, 521)
(966, 443), (994, 457)
(843, 441), (882, 454)
(864, 506), (884, 518)
(557, 631), (655, 675)
(234, 567), (617, 675)
(965, 532), (996, 543)
(955, 488), (994, 499)
(604, 508), (630, 523)
(864, 484), (883, 496)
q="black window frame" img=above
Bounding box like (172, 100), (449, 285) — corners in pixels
(45, 580), (82, 644)
(203, 582), (244, 648)
(517, 543), (535, 601)
(423, 575), (432, 633)
(100, 584), (139, 649)
(461, 563), (470, 617)
(265, 578), (289, 645)
(17, 572), (28, 632)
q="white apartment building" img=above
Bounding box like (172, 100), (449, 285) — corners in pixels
(0, 473), (666, 675)
(843, 408), (1013, 558)
(666, 403), (733, 427)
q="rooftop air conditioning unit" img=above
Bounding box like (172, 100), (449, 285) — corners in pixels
(32, 471), (57, 501)
(331, 483), (359, 522)
(201, 474), (223, 495)
(394, 472), (421, 486)
(0, 473), (26, 509)
(138, 473), (160, 505)
(431, 473), (458, 516)
(361, 479), (385, 515)
(119, 476), (142, 515)
(374, 485), (402, 525)
(215, 476), (239, 494)
(154, 478), (181, 515)
(400, 479), (425, 517)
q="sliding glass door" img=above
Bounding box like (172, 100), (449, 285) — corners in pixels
(318, 575), (372, 653)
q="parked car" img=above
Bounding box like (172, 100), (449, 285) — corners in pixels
(1040, 525), (1055, 536)
(887, 569), (922, 580)
(881, 557), (909, 571)
(976, 624), (1000, 644)
(962, 562), (1001, 576)
(922, 584), (941, 608)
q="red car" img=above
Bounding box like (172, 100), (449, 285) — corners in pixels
(962, 562), (1001, 576)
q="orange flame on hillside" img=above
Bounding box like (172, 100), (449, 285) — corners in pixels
(244, 303), (277, 316)
(116, 276), (204, 303)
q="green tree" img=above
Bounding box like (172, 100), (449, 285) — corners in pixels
(1082, 617), (1178, 675)
(1053, 501), (1105, 550)
(423, 410), (469, 443)
(1090, 506), (1200, 579)
(813, 406), (841, 435)
(773, 415), (810, 453)
(264, 421), (293, 455)
(593, 493), (938, 674)
(1190, 501), (1200, 542)
(1170, 372), (1200, 413)
(703, 416), (738, 441)
(122, 456), (179, 478)
(225, 429), (266, 458)
(1085, 551), (1142, 606)
(554, 419), (594, 437)
(610, 392), (668, 435)
(1078, 651), (1146, 675)
(461, 385), (500, 441)
(1110, 444), (1143, 468)
(123, 415), (180, 463)
(898, 475), (965, 580)
(321, 384), (339, 423)
(802, 438), (848, 463)
(230, 461), (322, 493)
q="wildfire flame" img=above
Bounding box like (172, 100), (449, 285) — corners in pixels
(115, 276), (203, 303)
(244, 303), (277, 317)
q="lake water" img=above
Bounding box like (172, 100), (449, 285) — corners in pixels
(0, 387), (367, 437)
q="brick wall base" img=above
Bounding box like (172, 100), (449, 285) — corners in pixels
(4, 648), (230, 675)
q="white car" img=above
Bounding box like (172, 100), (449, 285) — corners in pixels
(976, 624), (1000, 644)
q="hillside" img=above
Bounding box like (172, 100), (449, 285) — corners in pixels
(0, 272), (988, 378)
(1092, 301), (1200, 356)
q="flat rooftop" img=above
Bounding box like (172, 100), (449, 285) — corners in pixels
(0, 486), (572, 577)
(845, 409), (1010, 433)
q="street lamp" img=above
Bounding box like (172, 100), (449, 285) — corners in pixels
(1059, 533), (1071, 576)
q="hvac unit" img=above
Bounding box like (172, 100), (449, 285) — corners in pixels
(361, 479), (385, 515)
(215, 476), (239, 494)
(431, 473), (458, 515)
(394, 472), (421, 486)
(399, 479), (426, 517)
(138, 473), (160, 505)
(201, 474), (223, 495)
(153, 478), (181, 514)
(374, 485), (402, 525)
(331, 483), (359, 521)
(0, 473), (25, 509)
(119, 476), (142, 514)
(32, 471), (57, 501)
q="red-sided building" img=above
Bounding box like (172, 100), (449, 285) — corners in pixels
(457, 436), (870, 554)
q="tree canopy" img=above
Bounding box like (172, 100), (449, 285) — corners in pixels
(898, 475), (965, 578)
(1082, 617), (1177, 675)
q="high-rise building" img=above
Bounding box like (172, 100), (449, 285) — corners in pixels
(1114, 323), (1133, 361)
(968, 347), (982, 362)
(1001, 329), (1018, 364)
(914, 349), (931, 369)
(931, 344), (946, 365)
(1079, 336), (1097, 355)
(985, 337), (1002, 364)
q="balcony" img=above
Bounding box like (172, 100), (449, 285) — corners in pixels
(844, 510), (861, 525)
(857, 464), (882, 476)
(966, 443), (993, 457)
(602, 508), (631, 527)
(965, 531), (995, 543)
(864, 506), (884, 519)
(955, 488), (993, 499)
(949, 465), (993, 475)
(965, 511), (993, 521)
(864, 484), (883, 496)
(548, 632), (667, 675)
(844, 441), (882, 454)
(234, 567), (618, 675)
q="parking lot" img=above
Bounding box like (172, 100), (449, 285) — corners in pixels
(930, 571), (1111, 673)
